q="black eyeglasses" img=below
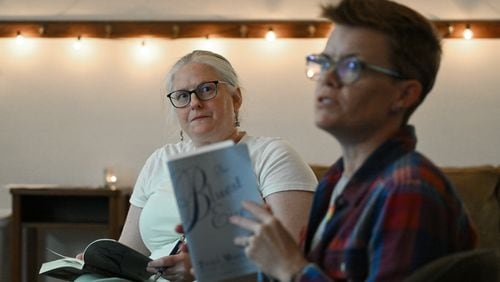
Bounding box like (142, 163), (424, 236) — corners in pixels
(166, 80), (229, 108)
(305, 53), (401, 84)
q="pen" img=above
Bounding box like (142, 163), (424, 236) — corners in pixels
(152, 268), (164, 282)
(152, 236), (185, 281)
(169, 235), (185, 255)
(153, 267), (165, 282)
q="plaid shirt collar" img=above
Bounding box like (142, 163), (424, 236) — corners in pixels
(304, 125), (417, 253)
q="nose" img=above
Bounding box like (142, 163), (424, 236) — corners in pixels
(189, 92), (202, 108)
(320, 67), (342, 89)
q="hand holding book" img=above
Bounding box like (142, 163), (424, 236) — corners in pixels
(167, 141), (263, 281)
(230, 201), (309, 282)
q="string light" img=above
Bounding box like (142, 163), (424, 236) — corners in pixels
(447, 24), (455, 37)
(265, 28), (276, 42)
(1, 21), (497, 40)
(105, 24), (112, 38)
(463, 24), (473, 40)
(139, 40), (148, 56)
(239, 25), (248, 38)
(73, 35), (83, 50)
(171, 24), (180, 39)
(140, 39), (146, 48)
(15, 31), (24, 45)
(134, 39), (156, 63)
(308, 24), (317, 37)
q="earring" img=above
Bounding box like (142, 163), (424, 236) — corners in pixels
(180, 130), (184, 141)
(234, 111), (240, 127)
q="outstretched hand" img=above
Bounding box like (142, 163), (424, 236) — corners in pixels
(230, 201), (308, 281)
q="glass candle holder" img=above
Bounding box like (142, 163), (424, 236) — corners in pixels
(104, 168), (118, 190)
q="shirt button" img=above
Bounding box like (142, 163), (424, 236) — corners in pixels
(340, 262), (346, 272)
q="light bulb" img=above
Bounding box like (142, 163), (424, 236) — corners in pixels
(265, 28), (276, 42)
(447, 24), (454, 37)
(73, 36), (83, 50)
(463, 24), (473, 40)
(139, 40), (148, 56)
(15, 31), (24, 45)
(306, 69), (315, 79)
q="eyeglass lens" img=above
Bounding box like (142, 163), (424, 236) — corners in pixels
(306, 55), (362, 84)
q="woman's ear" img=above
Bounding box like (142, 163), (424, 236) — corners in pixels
(392, 79), (422, 112)
(232, 87), (243, 110)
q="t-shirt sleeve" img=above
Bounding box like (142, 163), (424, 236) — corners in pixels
(255, 139), (318, 198)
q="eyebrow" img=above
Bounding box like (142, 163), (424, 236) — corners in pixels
(174, 80), (217, 92)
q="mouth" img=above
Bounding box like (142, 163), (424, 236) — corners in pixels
(317, 96), (334, 106)
(190, 115), (210, 122)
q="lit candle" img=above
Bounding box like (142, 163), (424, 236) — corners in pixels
(104, 168), (118, 190)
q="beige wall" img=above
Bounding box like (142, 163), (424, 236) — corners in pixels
(1, 37), (499, 210)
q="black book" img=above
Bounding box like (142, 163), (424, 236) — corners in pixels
(39, 239), (153, 281)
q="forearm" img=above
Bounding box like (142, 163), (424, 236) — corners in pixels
(118, 205), (149, 255)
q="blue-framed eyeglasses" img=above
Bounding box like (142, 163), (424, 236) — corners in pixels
(305, 53), (401, 84)
(166, 80), (230, 108)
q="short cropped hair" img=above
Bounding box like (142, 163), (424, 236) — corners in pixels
(322, 0), (442, 121)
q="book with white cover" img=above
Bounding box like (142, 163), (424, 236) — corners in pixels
(168, 140), (263, 282)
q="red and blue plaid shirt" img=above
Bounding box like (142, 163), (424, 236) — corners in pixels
(297, 125), (478, 281)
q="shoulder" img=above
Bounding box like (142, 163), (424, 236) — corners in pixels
(242, 135), (297, 156)
(146, 141), (195, 163)
(375, 151), (454, 202)
(241, 135), (317, 195)
(137, 141), (196, 179)
(242, 135), (309, 168)
(386, 152), (449, 188)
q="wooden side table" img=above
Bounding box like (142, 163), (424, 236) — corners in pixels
(10, 187), (131, 282)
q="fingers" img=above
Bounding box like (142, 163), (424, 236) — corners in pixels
(229, 212), (260, 232)
(147, 254), (191, 281)
(175, 224), (184, 234)
(230, 201), (274, 230)
(234, 235), (252, 248)
(180, 242), (189, 253)
(241, 201), (274, 222)
(147, 254), (182, 270)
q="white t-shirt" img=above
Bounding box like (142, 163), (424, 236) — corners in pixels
(130, 134), (318, 259)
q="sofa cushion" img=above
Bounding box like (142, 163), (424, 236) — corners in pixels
(404, 248), (500, 282)
(310, 164), (330, 181)
(442, 166), (500, 250)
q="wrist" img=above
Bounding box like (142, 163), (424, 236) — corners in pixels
(281, 260), (308, 282)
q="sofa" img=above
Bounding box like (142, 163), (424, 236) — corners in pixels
(309, 164), (500, 250)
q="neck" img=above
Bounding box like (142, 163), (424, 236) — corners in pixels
(192, 129), (244, 147)
(338, 124), (401, 178)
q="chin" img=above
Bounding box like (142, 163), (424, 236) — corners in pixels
(315, 121), (332, 132)
(315, 114), (337, 129)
